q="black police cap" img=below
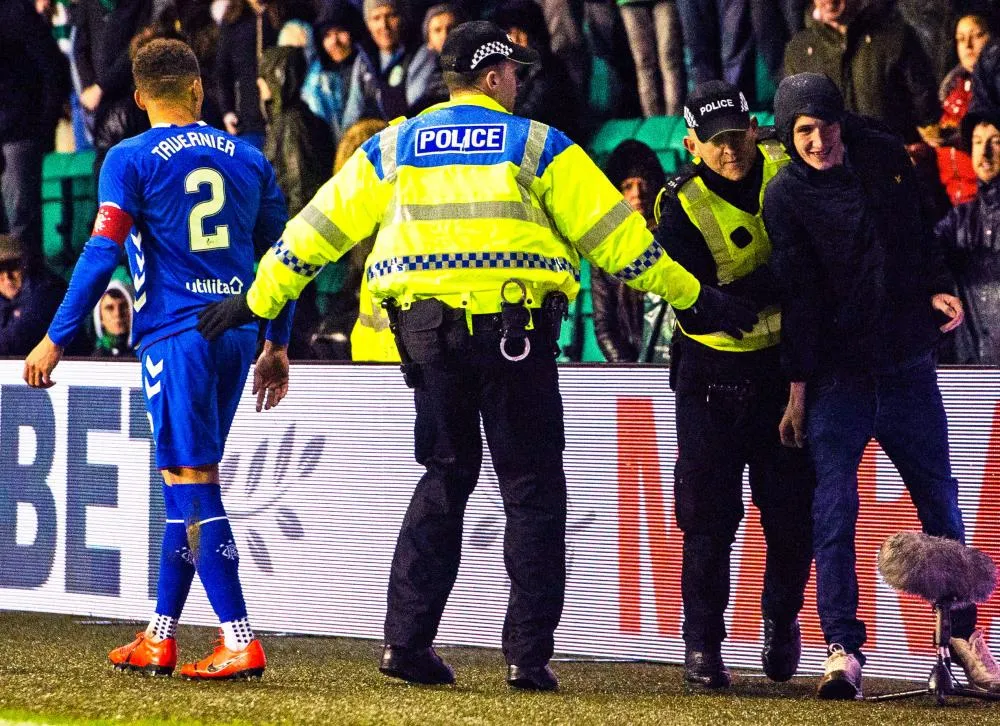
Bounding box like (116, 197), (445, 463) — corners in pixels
(683, 80), (752, 143)
(440, 20), (539, 73)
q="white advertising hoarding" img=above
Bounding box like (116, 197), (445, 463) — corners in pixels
(2, 361), (999, 680)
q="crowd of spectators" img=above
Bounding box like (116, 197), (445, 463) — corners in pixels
(3, 0), (1000, 364)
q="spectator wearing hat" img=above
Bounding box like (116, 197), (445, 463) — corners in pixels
(764, 72), (1000, 700)
(0, 235), (67, 356)
(92, 280), (135, 358)
(302, 3), (365, 144)
(590, 140), (666, 362)
(936, 106), (1000, 365)
(654, 80), (815, 690)
(342, 0), (421, 128)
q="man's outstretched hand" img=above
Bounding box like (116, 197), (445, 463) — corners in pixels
(197, 294), (258, 341)
(674, 284), (758, 339)
(253, 341), (289, 412)
(23, 335), (64, 388)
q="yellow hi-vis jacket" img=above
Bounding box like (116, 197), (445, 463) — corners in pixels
(350, 271), (401, 362)
(671, 139), (789, 352)
(246, 94), (702, 323)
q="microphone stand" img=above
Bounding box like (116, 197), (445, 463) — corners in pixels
(868, 597), (1000, 704)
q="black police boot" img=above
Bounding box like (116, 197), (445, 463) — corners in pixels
(507, 663), (559, 691)
(761, 618), (801, 682)
(379, 645), (455, 685)
(684, 646), (732, 689)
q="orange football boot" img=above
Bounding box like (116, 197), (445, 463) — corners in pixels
(179, 638), (266, 680)
(108, 632), (177, 676)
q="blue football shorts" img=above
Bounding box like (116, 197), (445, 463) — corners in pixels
(140, 327), (256, 469)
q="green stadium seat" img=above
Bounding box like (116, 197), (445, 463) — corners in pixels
(42, 151), (96, 282)
(589, 118), (644, 162)
(635, 115), (689, 155)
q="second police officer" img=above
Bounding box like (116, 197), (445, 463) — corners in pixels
(654, 81), (816, 689)
(197, 22), (758, 691)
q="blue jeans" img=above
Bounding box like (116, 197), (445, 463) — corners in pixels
(675, 0), (753, 96)
(0, 138), (45, 271)
(806, 352), (971, 664)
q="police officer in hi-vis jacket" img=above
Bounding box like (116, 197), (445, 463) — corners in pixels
(196, 21), (758, 691)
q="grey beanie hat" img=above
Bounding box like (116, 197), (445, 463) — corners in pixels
(773, 72), (845, 147)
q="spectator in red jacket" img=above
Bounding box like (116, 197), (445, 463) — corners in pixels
(937, 12), (992, 207)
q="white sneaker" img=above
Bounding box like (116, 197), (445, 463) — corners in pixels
(951, 629), (1000, 693)
(817, 643), (863, 700)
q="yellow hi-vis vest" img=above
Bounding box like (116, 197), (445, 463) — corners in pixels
(246, 95), (702, 324)
(350, 271), (401, 362)
(675, 139), (788, 352)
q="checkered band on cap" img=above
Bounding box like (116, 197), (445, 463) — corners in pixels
(470, 40), (513, 69)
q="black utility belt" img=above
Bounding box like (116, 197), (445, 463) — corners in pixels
(470, 309), (552, 335)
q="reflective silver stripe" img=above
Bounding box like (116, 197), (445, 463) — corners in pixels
(300, 204), (354, 254)
(394, 200), (552, 229)
(576, 200), (634, 254)
(379, 124), (401, 182)
(515, 120), (548, 201)
(678, 182), (735, 283)
(613, 242), (664, 282)
(357, 310), (390, 332)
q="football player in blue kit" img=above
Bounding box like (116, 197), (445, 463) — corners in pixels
(23, 38), (294, 680)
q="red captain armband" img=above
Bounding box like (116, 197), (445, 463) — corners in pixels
(92, 204), (134, 246)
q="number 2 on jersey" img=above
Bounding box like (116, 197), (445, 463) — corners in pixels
(185, 167), (230, 251)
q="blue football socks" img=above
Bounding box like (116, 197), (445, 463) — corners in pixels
(153, 483), (196, 623)
(171, 483), (250, 626)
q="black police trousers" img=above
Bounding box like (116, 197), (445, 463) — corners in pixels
(673, 341), (815, 650)
(383, 320), (566, 668)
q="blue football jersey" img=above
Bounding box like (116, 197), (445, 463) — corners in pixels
(98, 122), (287, 347)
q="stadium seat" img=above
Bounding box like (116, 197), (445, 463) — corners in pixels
(42, 151), (96, 282)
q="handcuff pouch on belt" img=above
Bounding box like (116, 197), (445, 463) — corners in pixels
(382, 297), (470, 388)
(500, 279), (532, 362)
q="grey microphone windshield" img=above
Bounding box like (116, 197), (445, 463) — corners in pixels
(878, 532), (997, 605)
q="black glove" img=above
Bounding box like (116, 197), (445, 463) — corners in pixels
(196, 294), (259, 341)
(674, 284), (758, 340)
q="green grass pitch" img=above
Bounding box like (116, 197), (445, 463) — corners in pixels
(0, 611), (997, 725)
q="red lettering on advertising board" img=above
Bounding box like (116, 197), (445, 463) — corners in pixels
(616, 397), (682, 636)
(970, 401), (1000, 635)
(616, 396), (1000, 648)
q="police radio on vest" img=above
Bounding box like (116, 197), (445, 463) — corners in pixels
(701, 99), (735, 114)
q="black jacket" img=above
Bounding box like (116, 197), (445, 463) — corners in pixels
(764, 114), (953, 381)
(0, 274), (65, 356)
(73, 0), (153, 102)
(935, 177), (1000, 364)
(216, 10), (278, 135)
(782, 1), (939, 143)
(0, 0), (70, 143)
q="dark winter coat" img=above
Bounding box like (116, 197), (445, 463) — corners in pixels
(0, 0), (70, 143)
(216, 9), (278, 136)
(0, 274), (65, 356)
(782, 1), (939, 143)
(73, 0), (153, 103)
(763, 114), (953, 381)
(935, 177), (1000, 364)
(259, 46), (335, 217)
